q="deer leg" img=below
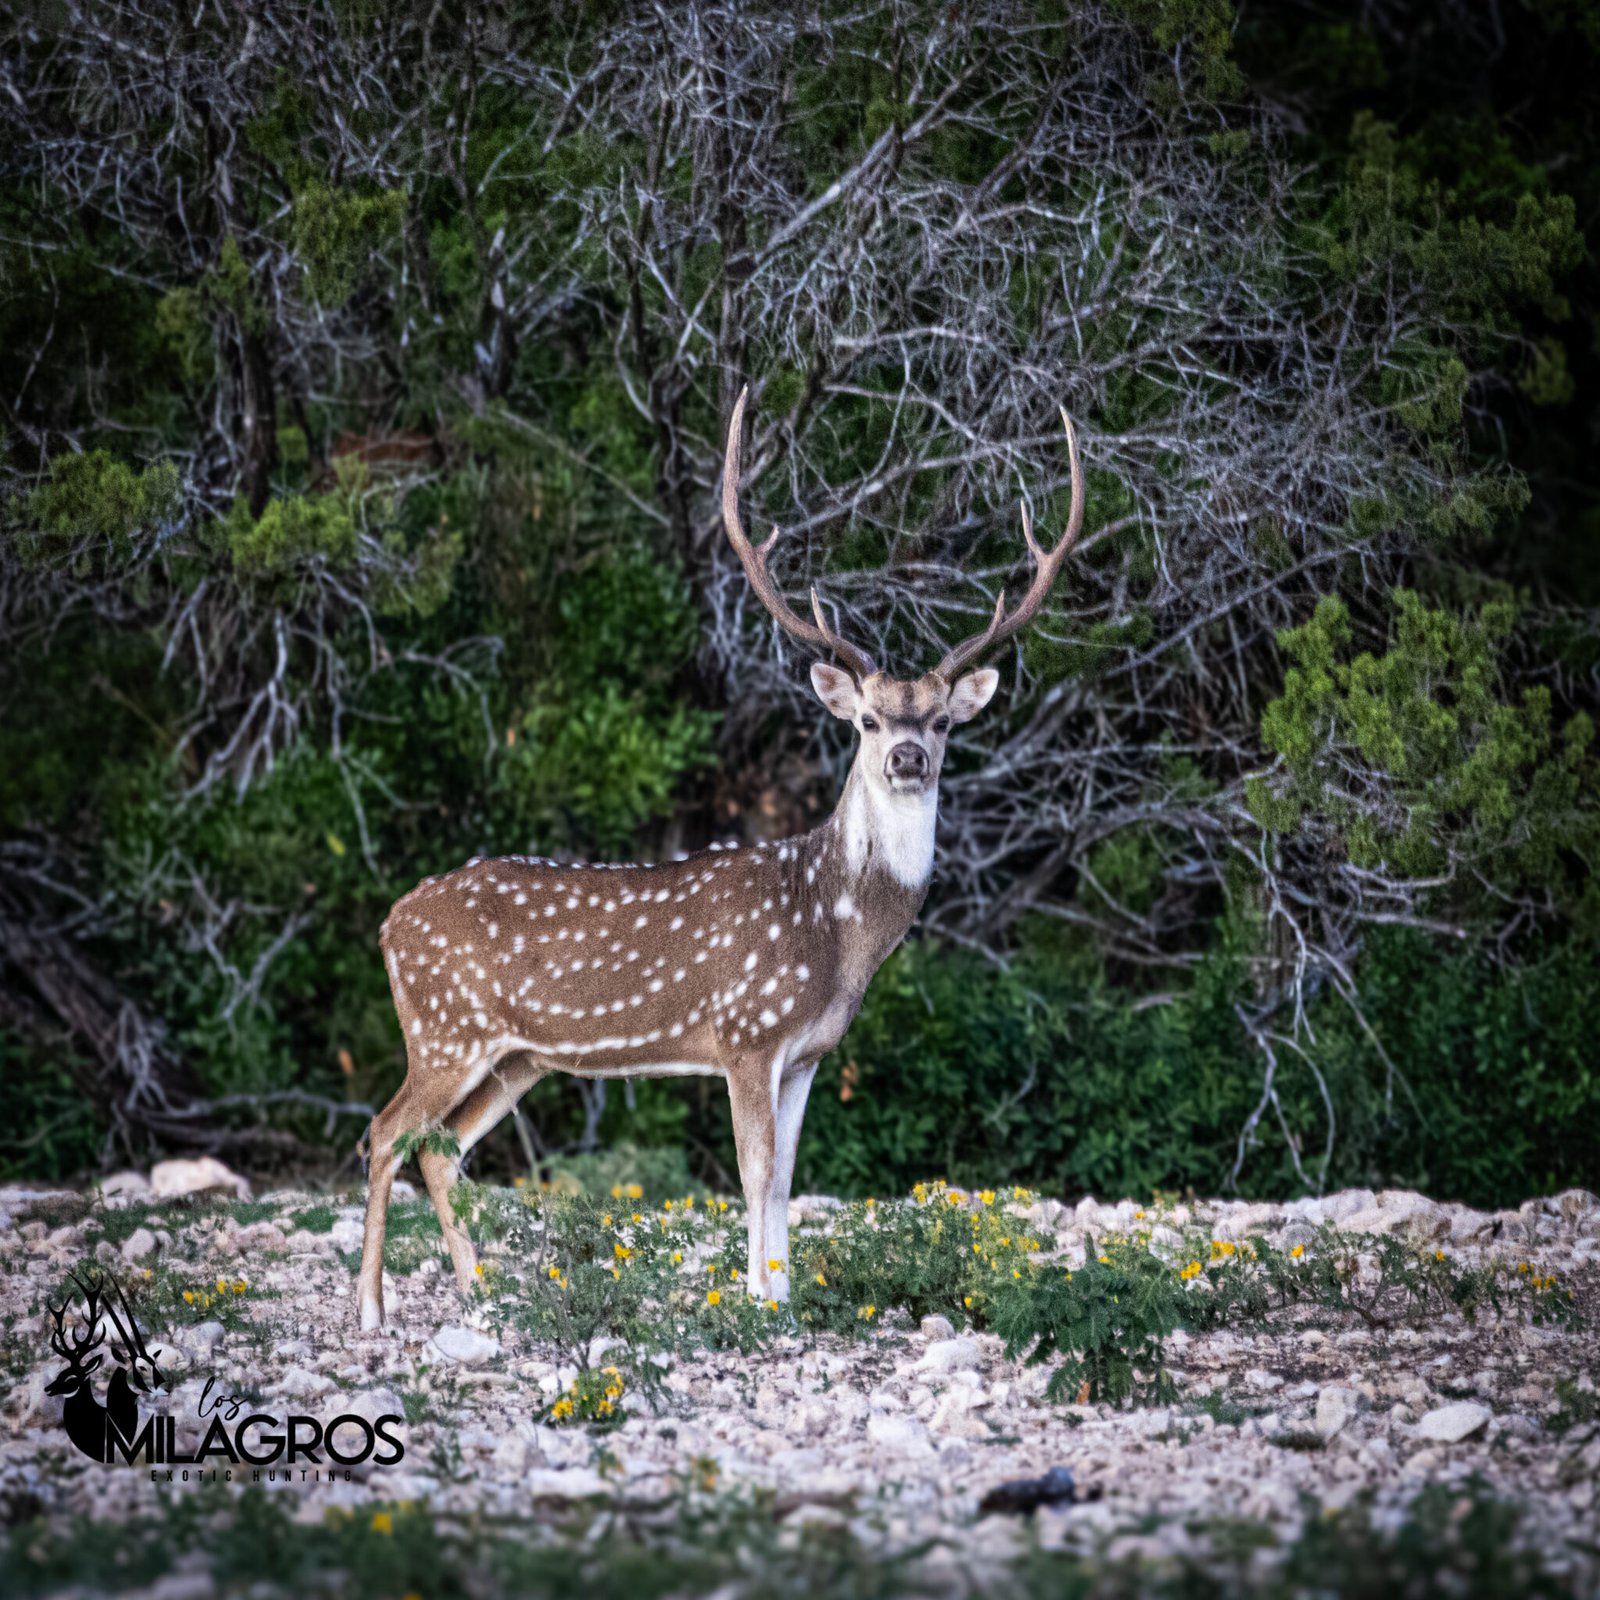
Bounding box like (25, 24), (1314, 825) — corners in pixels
(765, 1060), (818, 1303)
(420, 1056), (547, 1297)
(726, 1065), (778, 1299)
(357, 1084), (415, 1331)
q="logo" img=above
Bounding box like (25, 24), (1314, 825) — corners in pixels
(46, 1268), (404, 1479)
(46, 1269), (167, 1463)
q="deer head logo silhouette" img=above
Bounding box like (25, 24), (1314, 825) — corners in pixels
(45, 1269), (168, 1463)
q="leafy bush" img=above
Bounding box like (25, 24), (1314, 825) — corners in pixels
(777, 928), (1600, 1207)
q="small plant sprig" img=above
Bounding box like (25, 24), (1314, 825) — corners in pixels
(392, 1126), (461, 1163)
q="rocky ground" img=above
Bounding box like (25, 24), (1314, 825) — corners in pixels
(2, 1170), (1598, 1597)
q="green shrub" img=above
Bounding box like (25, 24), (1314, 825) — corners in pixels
(780, 928), (1600, 1207)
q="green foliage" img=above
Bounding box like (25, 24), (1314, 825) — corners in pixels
(20, 451), (181, 566)
(2, 1478), (1591, 1599)
(0, 1037), (101, 1180)
(470, 1184), (1576, 1426)
(783, 926), (1600, 1207)
(492, 546), (717, 856)
(0, 0), (1596, 1214)
(1251, 591), (1596, 895)
(393, 1125), (461, 1163)
(225, 483), (359, 573)
(290, 182), (406, 306)
(482, 1187), (775, 1389)
(988, 1232), (1182, 1403)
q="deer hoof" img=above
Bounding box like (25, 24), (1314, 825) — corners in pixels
(357, 1292), (385, 1332)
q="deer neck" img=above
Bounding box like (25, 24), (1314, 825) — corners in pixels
(822, 758), (938, 894)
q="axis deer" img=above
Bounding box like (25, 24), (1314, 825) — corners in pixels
(356, 387), (1084, 1329)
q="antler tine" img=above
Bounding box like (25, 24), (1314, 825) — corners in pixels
(103, 1276), (151, 1358)
(46, 1295), (73, 1357)
(722, 385), (877, 679)
(934, 406), (1085, 681)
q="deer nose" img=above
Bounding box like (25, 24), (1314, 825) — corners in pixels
(887, 742), (929, 781)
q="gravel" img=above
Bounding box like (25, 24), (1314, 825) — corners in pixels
(0, 1181), (1595, 1590)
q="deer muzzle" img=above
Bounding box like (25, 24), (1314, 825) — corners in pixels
(885, 740), (931, 791)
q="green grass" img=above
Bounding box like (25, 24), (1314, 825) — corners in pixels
(0, 1478), (1585, 1599)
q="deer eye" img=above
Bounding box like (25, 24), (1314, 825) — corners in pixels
(932, 716), (951, 734)
(860, 715), (879, 732)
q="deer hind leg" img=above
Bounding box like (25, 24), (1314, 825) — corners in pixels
(726, 1062), (778, 1300)
(765, 1060), (818, 1303)
(420, 1055), (547, 1297)
(357, 1082), (416, 1331)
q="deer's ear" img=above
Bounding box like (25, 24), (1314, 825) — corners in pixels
(810, 662), (860, 720)
(947, 668), (1000, 724)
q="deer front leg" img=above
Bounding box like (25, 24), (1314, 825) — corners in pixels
(766, 1060), (818, 1303)
(726, 1066), (777, 1299)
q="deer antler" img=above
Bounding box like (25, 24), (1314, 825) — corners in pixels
(100, 1274), (165, 1393)
(48, 1272), (108, 1362)
(722, 385), (878, 680)
(934, 407), (1085, 680)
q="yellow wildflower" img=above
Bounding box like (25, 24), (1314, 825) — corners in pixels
(370, 1512), (393, 1534)
(706, 1289), (721, 1306)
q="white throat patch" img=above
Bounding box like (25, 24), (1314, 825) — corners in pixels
(843, 776), (938, 888)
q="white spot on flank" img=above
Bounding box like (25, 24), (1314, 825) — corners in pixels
(744, 951), (758, 973)
(834, 893), (855, 919)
